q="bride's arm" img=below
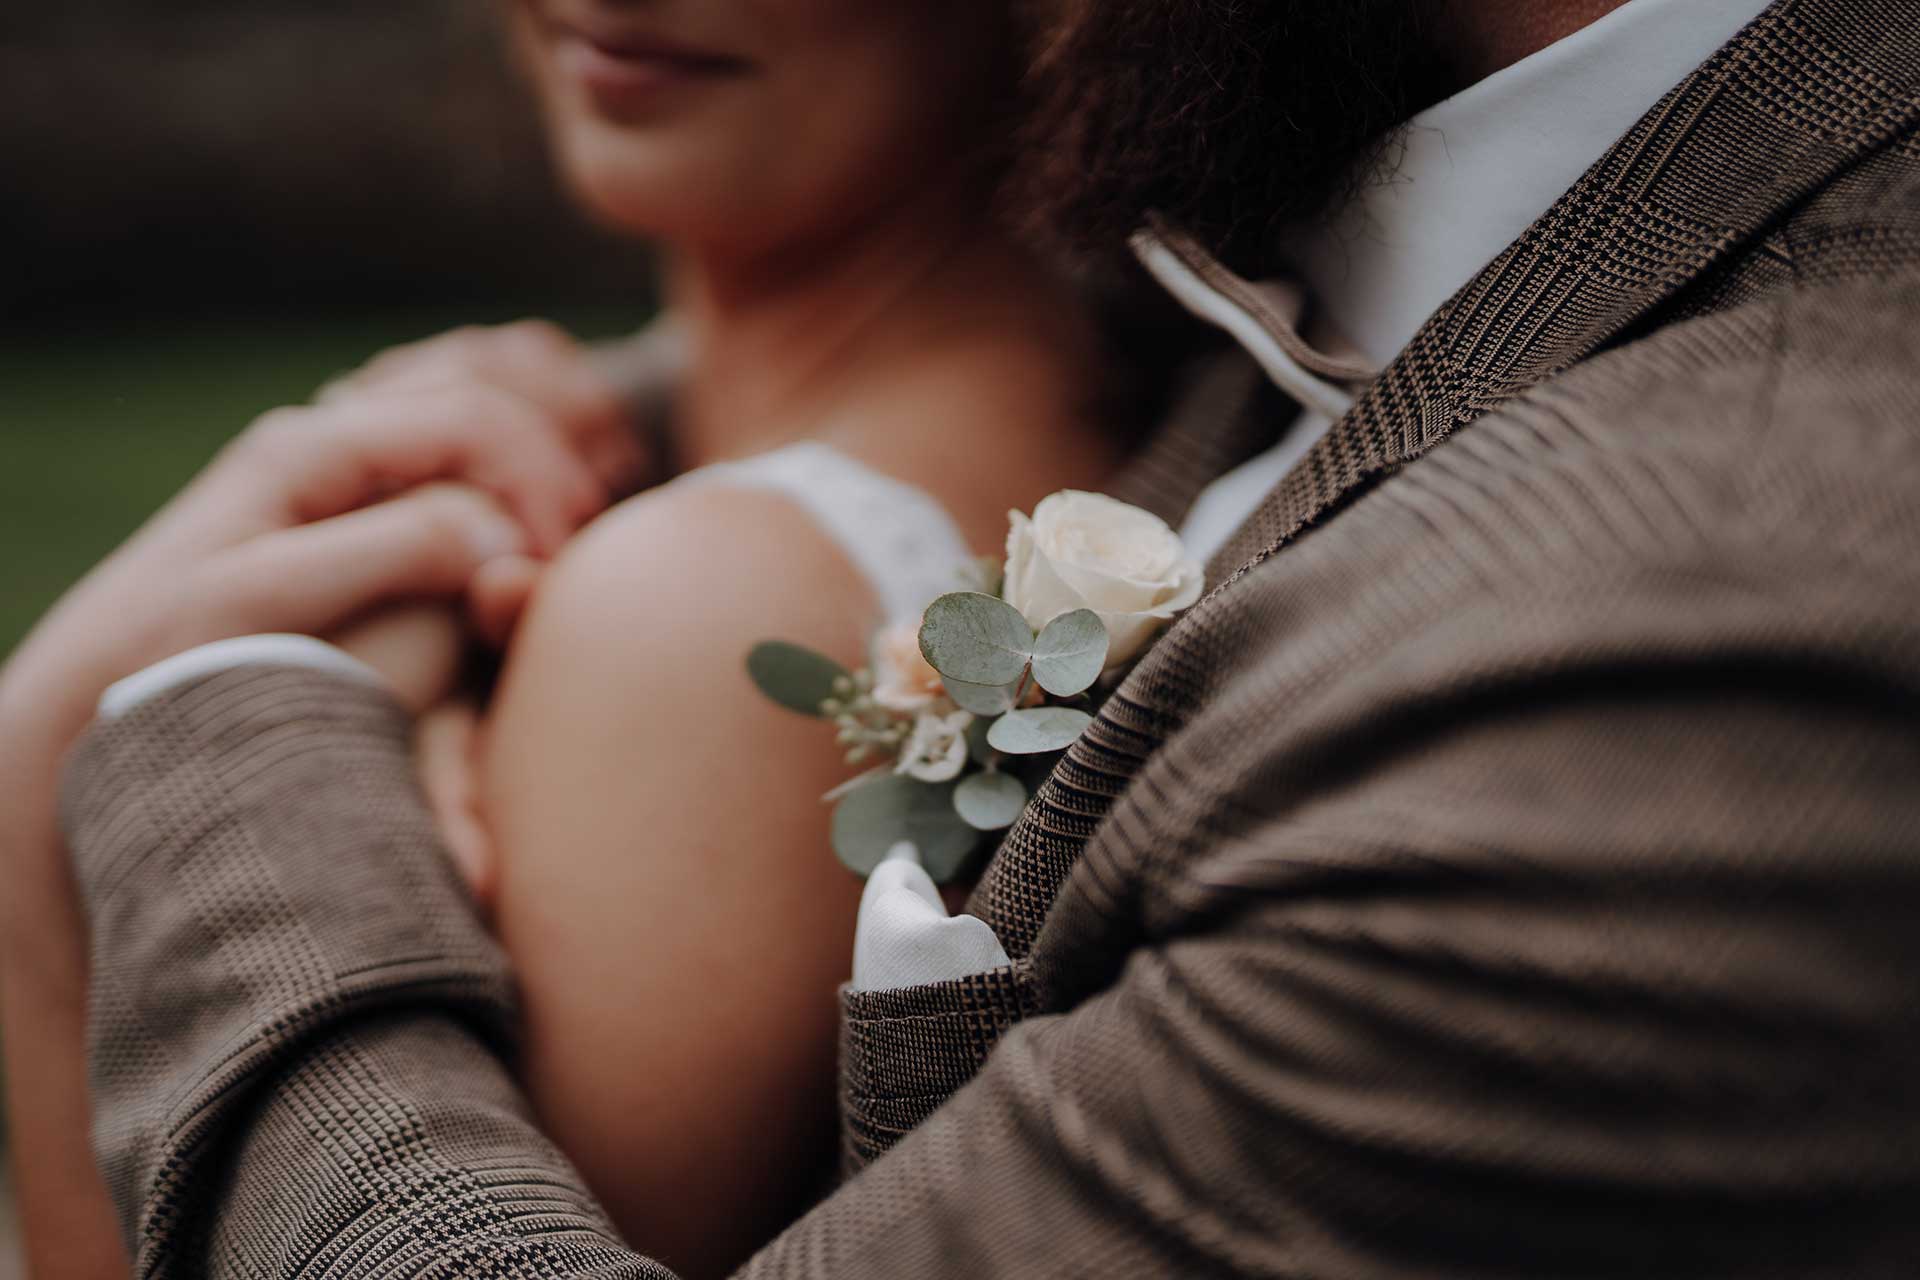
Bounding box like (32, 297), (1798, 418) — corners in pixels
(480, 484), (874, 1278)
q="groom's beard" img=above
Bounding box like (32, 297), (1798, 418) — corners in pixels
(1007, 0), (1449, 275)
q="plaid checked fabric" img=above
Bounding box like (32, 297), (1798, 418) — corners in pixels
(64, 0), (1920, 1274)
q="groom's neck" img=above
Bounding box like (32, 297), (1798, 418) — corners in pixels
(1432, 0), (1635, 90)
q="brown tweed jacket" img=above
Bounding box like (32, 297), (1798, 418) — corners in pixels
(64, 1), (1920, 1275)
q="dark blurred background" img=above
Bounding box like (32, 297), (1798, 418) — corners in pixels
(0, 0), (661, 654)
(0, 6), (664, 1267)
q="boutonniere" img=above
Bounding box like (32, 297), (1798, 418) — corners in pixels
(750, 491), (1203, 883)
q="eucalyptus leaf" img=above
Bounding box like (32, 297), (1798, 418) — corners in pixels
(831, 774), (980, 879)
(748, 641), (849, 717)
(953, 770), (1028, 831)
(919, 592), (1034, 686)
(987, 706), (1095, 755)
(1029, 609), (1109, 697)
(945, 676), (1021, 716)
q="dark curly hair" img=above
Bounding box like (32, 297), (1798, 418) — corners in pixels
(1004, 0), (1449, 276)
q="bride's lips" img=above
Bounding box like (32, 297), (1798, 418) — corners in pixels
(547, 20), (752, 114)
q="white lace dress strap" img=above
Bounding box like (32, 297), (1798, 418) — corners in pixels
(675, 441), (975, 623)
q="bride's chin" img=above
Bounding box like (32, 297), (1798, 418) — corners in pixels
(555, 158), (749, 249)
(545, 129), (863, 265)
(564, 184), (827, 278)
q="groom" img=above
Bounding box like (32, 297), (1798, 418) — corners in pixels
(20, 0), (1920, 1274)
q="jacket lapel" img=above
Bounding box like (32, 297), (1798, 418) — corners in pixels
(1209, 0), (1920, 581)
(975, 0), (1920, 961)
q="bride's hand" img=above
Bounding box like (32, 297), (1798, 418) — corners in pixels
(320, 318), (649, 500)
(1, 384), (607, 744)
(320, 319), (660, 647)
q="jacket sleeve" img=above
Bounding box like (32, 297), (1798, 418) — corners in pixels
(68, 635), (1920, 1277)
(68, 664), (674, 1277)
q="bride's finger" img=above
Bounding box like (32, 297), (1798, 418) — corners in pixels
(467, 554), (545, 650)
(415, 700), (497, 910)
(207, 484), (525, 639)
(350, 364), (645, 497)
(340, 321), (570, 395)
(230, 385), (605, 555)
(330, 604), (467, 714)
(319, 322), (645, 493)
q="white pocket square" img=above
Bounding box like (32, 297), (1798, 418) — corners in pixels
(851, 843), (1012, 993)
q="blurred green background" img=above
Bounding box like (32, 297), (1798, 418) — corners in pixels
(1, 4), (662, 1271)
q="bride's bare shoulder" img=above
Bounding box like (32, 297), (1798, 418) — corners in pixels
(509, 479), (873, 697)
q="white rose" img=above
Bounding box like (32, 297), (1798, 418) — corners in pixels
(1002, 491), (1204, 671)
(870, 619), (945, 713)
(896, 708), (973, 783)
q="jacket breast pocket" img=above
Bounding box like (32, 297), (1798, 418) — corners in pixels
(837, 963), (1042, 1175)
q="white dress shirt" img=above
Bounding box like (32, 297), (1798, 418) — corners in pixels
(100, 0), (1772, 994)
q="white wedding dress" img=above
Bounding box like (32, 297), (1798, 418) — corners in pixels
(675, 439), (977, 625)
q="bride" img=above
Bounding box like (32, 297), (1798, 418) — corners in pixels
(3, 1), (1169, 1276)
(450, 3), (1132, 1273)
